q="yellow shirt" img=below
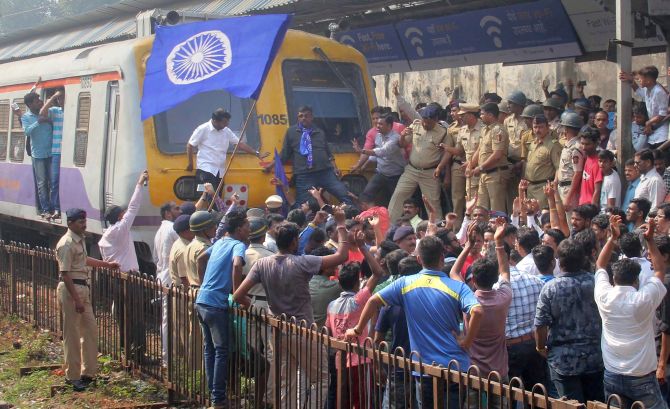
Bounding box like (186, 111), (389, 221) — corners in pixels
(406, 119), (448, 168)
(524, 136), (562, 182)
(56, 229), (89, 280)
(169, 237), (191, 285)
(456, 120), (483, 162)
(504, 113), (527, 160)
(183, 235), (211, 286)
(478, 123), (510, 169)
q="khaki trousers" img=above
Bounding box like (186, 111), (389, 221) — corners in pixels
(58, 281), (98, 381)
(478, 169), (511, 213)
(268, 333), (329, 409)
(451, 164), (466, 230)
(508, 171), (521, 216)
(526, 182), (549, 209)
(388, 165), (443, 222)
(466, 175), (480, 201)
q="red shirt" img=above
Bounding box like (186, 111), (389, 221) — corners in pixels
(579, 154), (603, 205)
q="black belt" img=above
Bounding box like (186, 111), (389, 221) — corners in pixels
(527, 180), (548, 185)
(190, 285), (200, 289)
(251, 295), (268, 301)
(409, 161), (439, 171)
(482, 166), (509, 174)
(558, 181), (571, 187)
(508, 157), (521, 164)
(61, 279), (88, 287)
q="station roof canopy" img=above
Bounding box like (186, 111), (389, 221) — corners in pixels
(0, 0), (667, 70)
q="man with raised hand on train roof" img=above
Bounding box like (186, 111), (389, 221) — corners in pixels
(22, 91), (54, 220)
(186, 108), (269, 200)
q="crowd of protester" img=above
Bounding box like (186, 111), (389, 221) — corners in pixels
(55, 64), (670, 409)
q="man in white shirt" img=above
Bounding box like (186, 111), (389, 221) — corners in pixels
(153, 201), (181, 367)
(515, 227), (540, 276)
(634, 150), (666, 212)
(595, 216), (667, 409)
(186, 108), (266, 193)
(620, 66), (669, 149)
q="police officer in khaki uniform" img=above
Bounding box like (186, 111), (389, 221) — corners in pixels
(388, 105), (449, 222)
(185, 210), (218, 287)
(555, 112), (585, 210)
(442, 103), (466, 225)
(504, 91), (528, 212)
(56, 208), (117, 391)
(471, 103), (511, 212)
(522, 116), (562, 208)
(443, 104), (483, 203)
(543, 97), (563, 135)
(519, 104), (544, 160)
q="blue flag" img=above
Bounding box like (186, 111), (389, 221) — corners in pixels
(141, 14), (291, 120)
(274, 148), (289, 216)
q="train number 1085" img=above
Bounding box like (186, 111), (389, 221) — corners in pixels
(257, 114), (288, 125)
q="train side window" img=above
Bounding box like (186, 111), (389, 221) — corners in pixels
(9, 100), (25, 163)
(0, 100), (9, 161)
(73, 92), (90, 167)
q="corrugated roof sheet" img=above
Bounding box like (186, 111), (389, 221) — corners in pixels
(0, 16), (135, 61)
(185, 0), (297, 15)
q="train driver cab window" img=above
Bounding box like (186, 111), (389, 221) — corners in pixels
(153, 90), (259, 154)
(282, 60), (370, 154)
(0, 100), (9, 161)
(9, 100), (26, 163)
(73, 92), (91, 167)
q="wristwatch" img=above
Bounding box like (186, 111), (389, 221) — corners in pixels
(254, 150), (261, 158)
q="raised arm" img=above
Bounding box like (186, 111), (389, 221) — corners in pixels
(596, 215), (621, 271)
(645, 219), (666, 282)
(116, 171), (148, 231)
(321, 207), (350, 269)
(357, 232), (384, 291)
(493, 217), (509, 282)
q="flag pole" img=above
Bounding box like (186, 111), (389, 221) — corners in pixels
(208, 99), (258, 212)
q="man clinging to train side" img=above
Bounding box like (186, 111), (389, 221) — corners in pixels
(186, 108), (268, 199)
(56, 208), (118, 391)
(22, 92), (54, 219)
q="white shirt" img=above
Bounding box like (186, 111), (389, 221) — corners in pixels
(264, 233), (278, 253)
(628, 256), (654, 287)
(594, 268), (666, 376)
(600, 171), (621, 211)
(188, 121), (240, 176)
(635, 168), (666, 212)
(635, 84), (669, 145)
(516, 253), (539, 276)
(153, 220), (178, 287)
(99, 184), (143, 272)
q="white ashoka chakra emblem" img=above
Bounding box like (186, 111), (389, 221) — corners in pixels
(166, 30), (232, 85)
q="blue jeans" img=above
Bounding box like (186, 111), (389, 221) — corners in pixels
(195, 303), (230, 405)
(604, 370), (667, 409)
(32, 157), (52, 213)
(415, 376), (463, 409)
(50, 154), (60, 211)
(548, 365), (604, 403)
(293, 168), (352, 208)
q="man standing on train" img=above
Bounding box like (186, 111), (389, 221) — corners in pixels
(186, 108), (267, 197)
(22, 92), (54, 219)
(40, 88), (65, 220)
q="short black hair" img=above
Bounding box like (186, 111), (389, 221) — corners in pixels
(24, 92), (39, 106)
(598, 149), (615, 161)
(403, 198), (420, 207)
(656, 236), (670, 258)
(517, 227), (540, 254)
(579, 126), (600, 144)
(160, 201), (175, 220)
(625, 158), (636, 167)
(385, 249), (409, 276)
(370, 106), (385, 115)
(379, 115), (394, 125)
(557, 239), (586, 273)
(398, 256), (422, 276)
(573, 204), (596, 221)
(659, 202), (670, 218)
(298, 105), (313, 113)
(309, 245), (334, 257)
(306, 198), (320, 213)
(540, 212), (550, 227)
(636, 149), (655, 163)
(532, 245), (554, 274)
(267, 213), (285, 226)
(503, 224), (518, 238)
(471, 258), (498, 289)
(308, 228), (327, 245)
(544, 228), (566, 246)
(612, 258), (641, 286)
(573, 229), (597, 259)
(212, 108), (231, 121)
(225, 209), (248, 234)
(639, 66), (660, 80)
(619, 232), (642, 258)
(417, 236), (443, 268)
(287, 209), (306, 228)
(630, 198), (652, 219)
(338, 262), (361, 291)
(591, 214), (609, 230)
(481, 102), (499, 117)
(378, 240), (400, 259)
(275, 222), (301, 251)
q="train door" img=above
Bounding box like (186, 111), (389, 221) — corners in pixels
(102, 82), (120, 219)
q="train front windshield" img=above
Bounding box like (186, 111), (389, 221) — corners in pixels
(282, 60), (370, 153)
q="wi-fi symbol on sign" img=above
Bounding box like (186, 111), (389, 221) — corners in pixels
(480, 16), (503, 49)
(404, 27), (424, 57)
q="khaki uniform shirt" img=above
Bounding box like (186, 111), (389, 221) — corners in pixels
(56, 230), (89, 280)
(478, 123), (510, 169)
(445, 122), (465, 164)
(456, 120), (483, 163)
(406, 119), (448, 168)
(524, 136), (562, 182)
(558, 137), (584, 183)
(244, 243), (275, 297)
(504, 113), (527, 161)
(184, 235), (211, 286)
(169, 237), (191, 286)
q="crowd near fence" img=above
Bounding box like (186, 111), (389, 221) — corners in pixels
(0, 241), (639, 409)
